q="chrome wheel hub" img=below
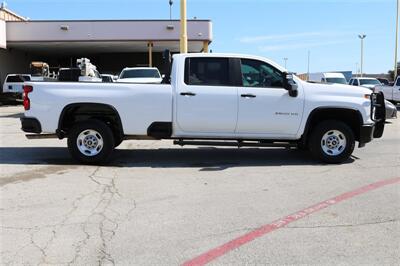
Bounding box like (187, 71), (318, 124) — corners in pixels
(321, 130), (347, 156)
(77, 129), (103, 156)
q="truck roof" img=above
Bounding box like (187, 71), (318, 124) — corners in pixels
(121, 67), (160, 71)
(353, 77), (380, 80)
(323, 73), (345, 78)
(308, 72), (345, 78)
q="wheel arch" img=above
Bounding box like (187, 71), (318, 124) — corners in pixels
(57, 102), (124, 140)
(301, 107), (363, 145)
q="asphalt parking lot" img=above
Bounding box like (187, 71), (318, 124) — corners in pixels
(1, 105), (399, 265)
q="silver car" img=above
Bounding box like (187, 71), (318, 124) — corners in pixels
(385, 100), (397, 120)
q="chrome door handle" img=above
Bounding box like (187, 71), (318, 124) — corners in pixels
(180, 92), (196, 96)
(241, 94), (256, 98)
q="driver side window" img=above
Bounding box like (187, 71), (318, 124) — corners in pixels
(240, 59), (284, 88)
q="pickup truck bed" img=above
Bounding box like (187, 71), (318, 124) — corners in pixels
(25, 82), (172, 135)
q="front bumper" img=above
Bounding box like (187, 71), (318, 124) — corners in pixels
(370, 92), (386, 139)
(359, 92), (386, 148)
(20, 117), (42, 133)
(359, 124), (375, 147)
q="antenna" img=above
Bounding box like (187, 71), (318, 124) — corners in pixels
(169, 0), (173, 20)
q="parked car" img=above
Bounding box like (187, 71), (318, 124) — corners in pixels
(348, 77), (382, 90)
(384, 100), (398, 119)
(348, 77), (396, 119)
(58, 68), (102, 82)
(116, 67), (162, 83)
(374, 76), (400, 104)
(20, 53), (386, 164)
(101, 74), (114, 83)
(377, 78), (390, 86)
(308, 72), (348, 85)
(2, 74), (31, 99)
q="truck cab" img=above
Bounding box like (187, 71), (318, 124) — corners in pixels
(349, 77), (382, 90)
(173, 54), (303, 138)
(374, 77), (400, 104)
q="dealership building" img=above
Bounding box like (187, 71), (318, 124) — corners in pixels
(0, 5), (212, 86)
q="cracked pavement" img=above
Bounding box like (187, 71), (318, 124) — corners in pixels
(1, 105), (399, 265)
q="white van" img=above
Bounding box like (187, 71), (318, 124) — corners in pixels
(308, 72), (348, 85)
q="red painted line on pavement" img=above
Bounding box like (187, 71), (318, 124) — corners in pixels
(182, 177), (400, 266)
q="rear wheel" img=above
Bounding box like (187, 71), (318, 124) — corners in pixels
(309, 120), (355, 164)
(67, 120), (114, 164)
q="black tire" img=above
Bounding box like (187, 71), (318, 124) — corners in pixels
(67, 120), (115, 164)
(114, 138), (123, 148)
(296, 142), (308, 151)
(308, 120), (355, 164)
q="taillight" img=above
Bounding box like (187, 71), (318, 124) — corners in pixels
(23, 85), (33, 110)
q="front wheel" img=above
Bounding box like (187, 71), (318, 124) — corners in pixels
(67, 120), (115, 164)
(308, 120), (355, 164)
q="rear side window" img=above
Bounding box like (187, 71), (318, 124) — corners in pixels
(6, 75), (29, 83)
(396, 78), (400, 86)
(184, 58), (230, 86)
(353, 79), (359, 86)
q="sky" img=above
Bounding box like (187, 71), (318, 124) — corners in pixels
(3, 0), (397, 74)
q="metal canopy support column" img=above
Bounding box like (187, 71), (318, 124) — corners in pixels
(180, 0), (188, 53)
(203, 41), (209, 53)
(148, 41), (153, 67)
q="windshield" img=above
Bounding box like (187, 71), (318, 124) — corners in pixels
(359, 79), (381, 85)
(325, 78), (347, 84)
(120, 69), (160, 79)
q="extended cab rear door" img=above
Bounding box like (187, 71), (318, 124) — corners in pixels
(175, 57), (238, 134)
(235, 58), (304, 136)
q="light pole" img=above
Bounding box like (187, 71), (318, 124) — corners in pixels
(180, 0), (188, 53)
(394, 0), (399, 80)
(307, 50), (310, 81)
(355, 62), (359, 77)
(283, 58), (288, 69)
(358, 34), (366, 77)
(169, 0), (173, 20)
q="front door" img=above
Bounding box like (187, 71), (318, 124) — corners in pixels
(175, 57), (238, 134)
(236, 58), (304, 136)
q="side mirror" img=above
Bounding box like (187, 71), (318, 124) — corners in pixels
(283, 72), (298, 97)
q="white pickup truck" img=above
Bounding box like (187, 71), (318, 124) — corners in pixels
(374, 76), (400, 103)
(20, 53), (386, 164)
